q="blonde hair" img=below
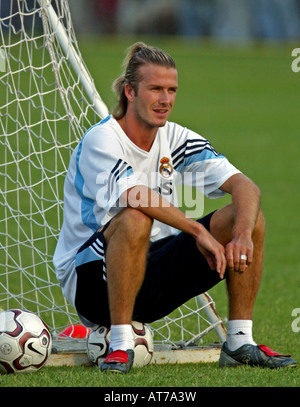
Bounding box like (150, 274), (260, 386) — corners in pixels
(112, 42), (176, 120)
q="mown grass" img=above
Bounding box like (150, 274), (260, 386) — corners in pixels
(1, 361), (299, 388)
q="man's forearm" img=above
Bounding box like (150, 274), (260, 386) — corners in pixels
(120, 185), (203, 237)
(221, 173), (261, 238)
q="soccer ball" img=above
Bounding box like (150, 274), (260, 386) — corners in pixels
(87, 321), (154, 368)
(132, 321), (154, 367)
(0, 309), (52, 374)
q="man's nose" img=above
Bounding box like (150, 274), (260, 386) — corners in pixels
(158, 89), (170, 104)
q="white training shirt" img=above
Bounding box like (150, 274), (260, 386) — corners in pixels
(53, 115), (240, 307)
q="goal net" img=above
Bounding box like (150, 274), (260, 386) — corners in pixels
(0, 0), (226, 360)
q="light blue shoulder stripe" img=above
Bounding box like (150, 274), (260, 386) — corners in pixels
(99, 114), (111, 125)
(74, 115), (111, 231)
(176, 149), (225, 172)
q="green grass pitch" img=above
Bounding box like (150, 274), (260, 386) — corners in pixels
(1, 36), (300, 388)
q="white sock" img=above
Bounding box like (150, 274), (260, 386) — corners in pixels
(226, 320), (257, 351)
(109, 324), (135, 352)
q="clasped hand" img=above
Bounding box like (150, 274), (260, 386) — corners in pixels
(195, 229), (253, 279)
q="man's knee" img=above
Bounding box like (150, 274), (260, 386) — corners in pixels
(120, 208), (153, 239)
(210, 205), (265, 245)
(104, 208), (153, 245)
(209, 204), (234, 244)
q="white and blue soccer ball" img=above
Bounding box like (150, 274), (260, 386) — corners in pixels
(87, 321), (154, 367)
(0, 309), (52, 374)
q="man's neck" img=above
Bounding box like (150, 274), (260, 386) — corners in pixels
(118, 115), (158, 152)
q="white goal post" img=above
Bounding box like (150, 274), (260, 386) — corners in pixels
(0, 0), (226, 365)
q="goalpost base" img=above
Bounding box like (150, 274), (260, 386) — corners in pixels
(47, 339), (222, 367)
(152, 345), (221, 365)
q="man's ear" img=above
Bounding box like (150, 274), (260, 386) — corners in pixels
(124, 83), (135, 102)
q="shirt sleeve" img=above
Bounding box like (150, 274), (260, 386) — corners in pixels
(170, 125), (241, 199)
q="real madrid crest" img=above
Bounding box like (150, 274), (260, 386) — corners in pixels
(159, 157), (173, 178)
